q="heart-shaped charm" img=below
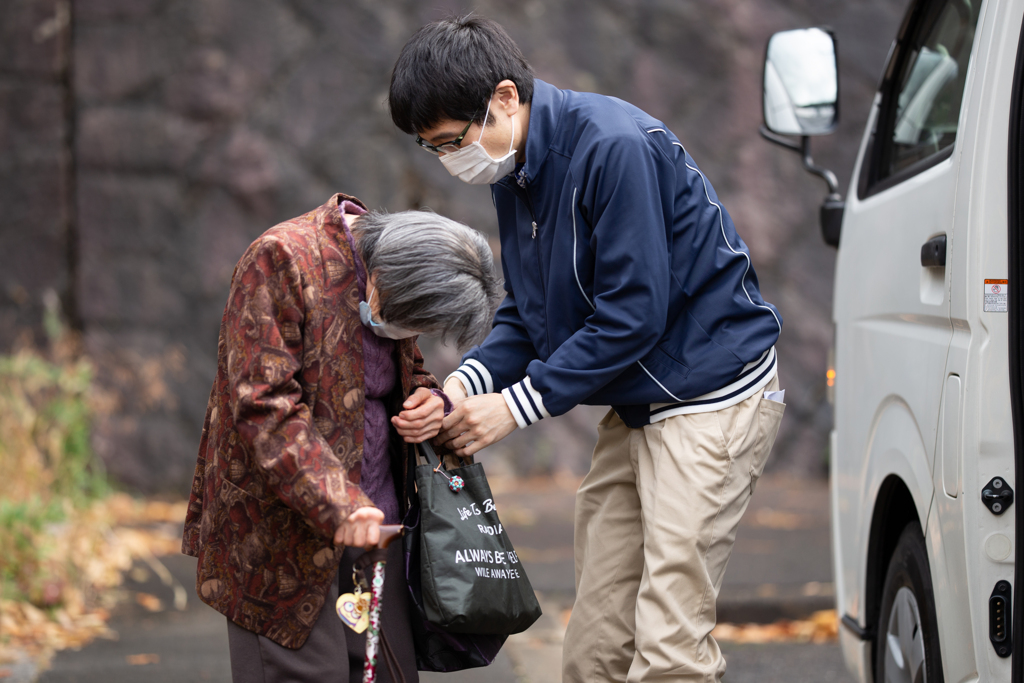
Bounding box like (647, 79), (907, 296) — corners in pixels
(336, 592), (370, 633)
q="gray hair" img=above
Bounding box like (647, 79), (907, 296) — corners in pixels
(352, 209), (503, 350)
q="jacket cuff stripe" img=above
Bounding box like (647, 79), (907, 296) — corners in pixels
(448, 369), (480, 396)
(516, 385), (540, 421)
(512, 383), (541, 424)
(501, 388), (531, 429)
(522, 376), (551, 418)
(463, 359), (493, 394)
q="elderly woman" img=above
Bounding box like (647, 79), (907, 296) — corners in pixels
(181, 193), (501, 683)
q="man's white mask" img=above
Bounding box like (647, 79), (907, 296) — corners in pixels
(440, 96), (517, 185)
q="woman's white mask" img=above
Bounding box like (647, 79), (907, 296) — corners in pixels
(440, 96), (517, 185)
(359, 285), (419, 339)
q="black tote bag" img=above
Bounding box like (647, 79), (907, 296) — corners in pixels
(403, 502), (506, 672)
(412, 441), (542, 635)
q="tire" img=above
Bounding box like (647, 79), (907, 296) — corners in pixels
(875, 522), (944, 683)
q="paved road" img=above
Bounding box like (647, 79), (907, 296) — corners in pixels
(490, 473), (838, 623)
(36, 475), (853, 683)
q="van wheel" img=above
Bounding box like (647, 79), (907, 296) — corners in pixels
(875, 522), (944, 683)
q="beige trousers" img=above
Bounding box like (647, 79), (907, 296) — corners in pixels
(563, 375), (784, 682)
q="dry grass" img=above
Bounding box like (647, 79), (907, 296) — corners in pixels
(0, 342), (186, 668)
(0, 494), (188, 667)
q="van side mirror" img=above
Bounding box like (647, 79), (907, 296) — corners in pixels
(761, 27), (845, 248)
(764, 28), (839, 136)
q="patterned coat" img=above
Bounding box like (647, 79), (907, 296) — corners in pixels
(182, 193), (440, 649)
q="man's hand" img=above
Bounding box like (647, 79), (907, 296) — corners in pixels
(334, 507), (384, 548)
(438, 393), (518, 457)
(392, 387), (445, 443)
(443, 377), (468, 402)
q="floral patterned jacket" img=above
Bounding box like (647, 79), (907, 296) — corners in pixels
(181, 193), (440, 649)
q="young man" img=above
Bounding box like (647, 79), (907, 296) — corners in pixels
(389, 16), (785, 682)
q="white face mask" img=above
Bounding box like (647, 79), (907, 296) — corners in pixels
(440, 96), (517, 185)
(359, 285), (419, 339)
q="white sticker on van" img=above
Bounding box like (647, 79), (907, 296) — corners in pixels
(984, 279), (1008, 312)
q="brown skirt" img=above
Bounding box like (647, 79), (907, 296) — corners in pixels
(226, 543), (418, 683)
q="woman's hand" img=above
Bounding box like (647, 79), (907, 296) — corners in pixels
(392, 387), (445, 443)
(438, 393), (518, 457)
(334, 507), (385, 548)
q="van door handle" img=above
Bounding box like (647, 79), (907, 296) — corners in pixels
(920, 235), (947, 267)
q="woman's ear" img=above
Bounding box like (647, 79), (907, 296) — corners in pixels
(493, 79), (520, 116)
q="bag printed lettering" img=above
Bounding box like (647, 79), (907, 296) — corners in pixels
(414, 442), (542, 634)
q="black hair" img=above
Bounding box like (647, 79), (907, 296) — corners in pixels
(388, 15), (535, 135)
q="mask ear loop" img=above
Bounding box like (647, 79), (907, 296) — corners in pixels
(366, 284), (378, 323)
(364, 284), (385, 328)
(476, 97), (493, 144)
(506, 107), (516, 156)
(476, 93), (516, 155)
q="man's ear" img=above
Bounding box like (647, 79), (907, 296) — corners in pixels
(493, 79), (520, 116)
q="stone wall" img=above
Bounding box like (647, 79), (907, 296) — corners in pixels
(0, 0), (74, 347)
(0, 0), (909, 491)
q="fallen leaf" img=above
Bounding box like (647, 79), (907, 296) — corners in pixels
(712, 609), (838, 643)
(1, 496), (186, 669)
(129, 566), (151, 583)
(125, 653), (160, 666)
(751, 508), (811, 530)
(135, 593), (163, 612)
(139, 500), (187, 524)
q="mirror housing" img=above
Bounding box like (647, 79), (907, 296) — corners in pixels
(761, 27), (844, 248)
(820, 195), (844, 247)
(763, 28), (839, 136)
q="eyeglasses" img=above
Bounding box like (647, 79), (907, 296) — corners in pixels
(415, 119), (475, 156)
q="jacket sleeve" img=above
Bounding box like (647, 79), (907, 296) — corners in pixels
(500, 135), (672, 427)
(228, 235), (375, 540)
(447, 287), (538, 397)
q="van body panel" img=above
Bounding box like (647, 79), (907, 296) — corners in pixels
(828, 0), (1024, 680)
(926, 4), (993, 678)
(925, 496), (977, 682)
(765, 0), (1024, 677)
(832, 55), (957, 649)
(938, 0), (1022, 678)
(830, 97), (880, 641)
(838, 623), (872, 683)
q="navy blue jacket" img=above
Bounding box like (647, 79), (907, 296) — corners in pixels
(455, 80), (781, 428)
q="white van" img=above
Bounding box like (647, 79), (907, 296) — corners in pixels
(761, 1), (1024, 681)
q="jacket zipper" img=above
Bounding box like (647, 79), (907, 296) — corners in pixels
(514, 169), (539, 239)
(520, 182), (551, 351)
(498, 177), (551, 353)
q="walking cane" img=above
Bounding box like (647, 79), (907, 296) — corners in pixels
(338, 524), (406, 683)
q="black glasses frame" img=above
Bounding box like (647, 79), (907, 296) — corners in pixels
(415, 118), (476, 155)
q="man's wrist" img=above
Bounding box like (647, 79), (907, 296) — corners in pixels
(443, 377), (468, 400)
(501, 376), (551, 429)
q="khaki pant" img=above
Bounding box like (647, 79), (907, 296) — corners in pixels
(563, 375), (784, 682)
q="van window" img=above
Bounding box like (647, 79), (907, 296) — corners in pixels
(873, 0), (983, 186)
